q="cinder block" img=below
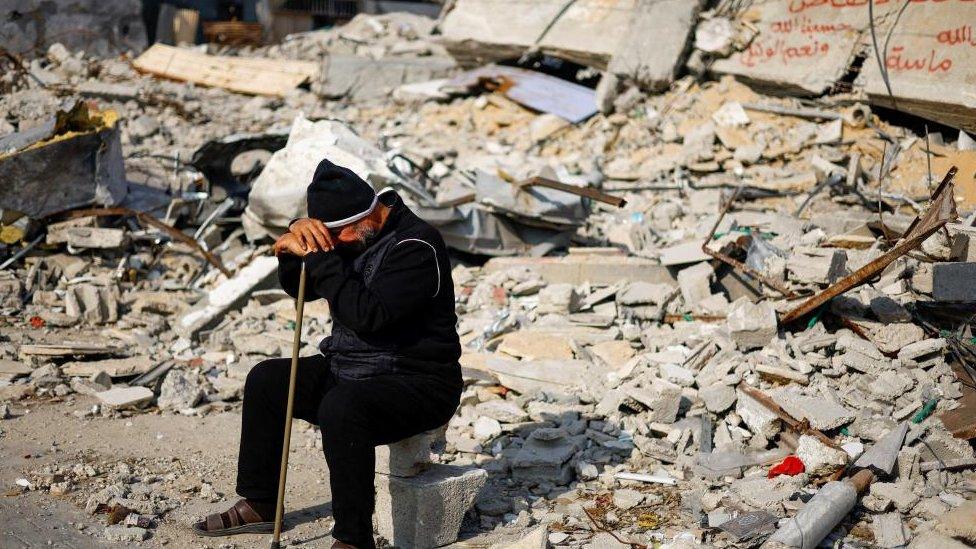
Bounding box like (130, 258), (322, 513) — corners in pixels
(375, 427), (445, 477)
(933, 262), (976, 302)
(374, 464), (486, 549)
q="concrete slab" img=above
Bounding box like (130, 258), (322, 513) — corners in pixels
(374, 464), (486, 548)
(175, 256), (278, 338)
(484, 255), (675, 286)
(858, 2), (976, 133)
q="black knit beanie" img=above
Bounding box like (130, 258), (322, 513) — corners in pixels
(306, 158), (377, 227)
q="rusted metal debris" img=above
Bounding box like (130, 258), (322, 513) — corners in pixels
(781, 166), (958, 324)
(701, 185), (798, 298)
(739, 384), (842, 451)
(64, 207), (232, 278)
(517, 176), (627, 208)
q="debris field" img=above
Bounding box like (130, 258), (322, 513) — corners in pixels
(1, 2), (976, 548)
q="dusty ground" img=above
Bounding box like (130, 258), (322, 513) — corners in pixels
(1, 397), (338, 548)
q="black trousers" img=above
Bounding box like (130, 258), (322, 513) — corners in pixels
(236, 354), (461, 548)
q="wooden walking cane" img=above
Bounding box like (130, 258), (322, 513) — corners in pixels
(270, 260), (307, 549)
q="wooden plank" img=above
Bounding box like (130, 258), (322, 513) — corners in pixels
(132, 44), (318, 97)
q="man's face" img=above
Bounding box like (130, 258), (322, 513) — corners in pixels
(330, 218), (381, 255)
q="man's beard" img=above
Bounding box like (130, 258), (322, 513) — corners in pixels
(337, 226), (378, 257)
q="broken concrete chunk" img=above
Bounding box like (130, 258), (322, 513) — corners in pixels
(95, 386), (154, 409)
(511, 428), (585, 485)
(374, 464), (486, 548)
(727, 298), (777, 351)
(626, 381), (682, 423)
(376, 428), (442, 478)
(932, 262), (976, 302)
(617, 281), (675, 306)
(175, 256), (278, 338)
(769, 387), (853, 430)
(787, 247), (847, 285)
(938, 500), (976, 544)
(700, 384), (737, 413)
(735, 389), (781, 438)
(677, 262), (714, 311)
(795, 435), (848, 477)
(157, 369), (206, 411)
(65, 284), (119, 324)
(873, 513), (910, 548)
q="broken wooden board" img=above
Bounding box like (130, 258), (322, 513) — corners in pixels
(132, 44), (319, 97)
(711, 0), (901, 95)
(857, 1), (976, 134)
(18, 341), (125, 358)
(62, 356), (152, 378)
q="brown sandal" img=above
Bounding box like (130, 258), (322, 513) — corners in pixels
(192, 499), (274, 536)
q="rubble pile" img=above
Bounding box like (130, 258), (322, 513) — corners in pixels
(2, 7), (976, 549)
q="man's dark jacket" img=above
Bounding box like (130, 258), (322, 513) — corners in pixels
(277, 191), (462, 384)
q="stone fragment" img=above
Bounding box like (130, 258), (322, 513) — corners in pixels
(769, 387), (853, 430)
(933, 262), (976, 302)
(157, 369), (205, 411)
(727, 298), (778, 350)
(677, 262), (714, 310)
(65, 284), (119, 324)
(626, 381), (682, 423)
(659, 363), (695, 387)
(938, 500), (976, 543)
(511, 428), (585, 485)
(729, 475), (803, 511)
(473, 416), (502, 441)
(491, 525), (548, 549)
(176, 256), (278, 338)
(589, 340), (636, 369)
(484, 255), (674, 286)
(612, 488), (644, 510)
(585, 532), (630, 549)
(127, 115), (160, 139)
(787, 247), (847, 285)
(498, 331), (574, 360)
(617, 281), (675, 305)
(873, 513), (910, 548)
(700, 384), (736, 413)
(95, 386), (154, 409)
(909, 530), (970, 549)
(474, 399), (528, 423)
(103, 525), (149, 542)
(898, 338), (947, 362)
(854, 423), (908, 475)
(872, 322), (925, 354)
(374, 464), (486, 548)
(376, 429), (442, 477)
(871, 482), (920, 513)
(735, 389), (781, 438)
(795, 435), (848, 476)
(535, 283), (580, 315)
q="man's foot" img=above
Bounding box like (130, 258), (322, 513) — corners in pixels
(332, 542), (359, 549)
(192, 498), (275, 536)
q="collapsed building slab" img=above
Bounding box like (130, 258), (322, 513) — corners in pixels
(0, 0), (146, 57)
(0, 102), (126, 219)
(709, 1), (900, 95)
(438, 0), (633, 69)
(607, 0), (704, 91)
(857, 1), (976, 133)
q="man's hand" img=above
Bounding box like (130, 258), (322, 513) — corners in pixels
(273, 232), (312, 256)
(290, 218), (335, 253)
